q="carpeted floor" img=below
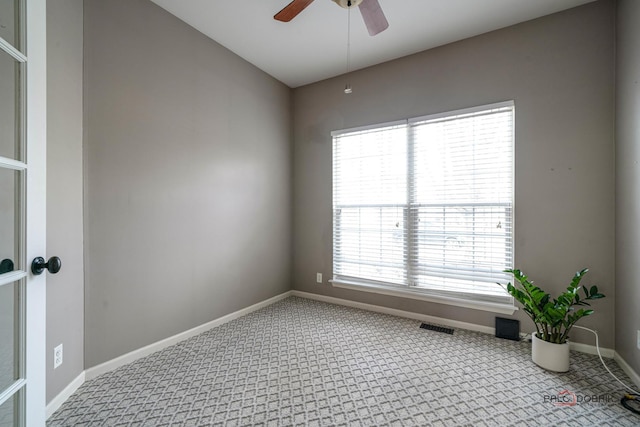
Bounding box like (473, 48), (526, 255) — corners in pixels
(47, 296), (640, 426)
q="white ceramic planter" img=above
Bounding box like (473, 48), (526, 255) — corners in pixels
(531, 332), (570, 372)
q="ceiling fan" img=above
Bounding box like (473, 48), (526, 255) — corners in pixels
(274, 0), (389, 36)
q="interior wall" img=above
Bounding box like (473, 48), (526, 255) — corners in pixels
(292, 1), (616, 347)
(46, 0), (85, 402)
(83, 0), (292, 368)
(615, 0), (640, 374)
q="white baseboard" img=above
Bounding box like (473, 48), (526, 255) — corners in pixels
(614, 352), (640, 390)
(48, 290), (292, 419)
(291, 290), (618, 358)
(46, 371), (85, 419)
(85, 290), (293, 381)
(48, 289), (636, 419)
(291, 290), (495, 335)
(569, 341), (616, 358)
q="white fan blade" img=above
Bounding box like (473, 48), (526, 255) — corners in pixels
(359, 0), (389, 36)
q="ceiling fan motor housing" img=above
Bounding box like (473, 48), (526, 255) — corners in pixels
(332, 0), (364, 9)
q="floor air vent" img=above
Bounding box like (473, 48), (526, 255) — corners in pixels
(420, 323), (454, 335)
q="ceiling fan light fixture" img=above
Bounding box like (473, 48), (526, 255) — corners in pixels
(274, 0), (389, 36)
(332, 0), (364, 9)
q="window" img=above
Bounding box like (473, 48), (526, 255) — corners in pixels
(332, 102), (514, 310)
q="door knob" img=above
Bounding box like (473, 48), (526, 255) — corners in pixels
(0, 259), (13, 274)
(31, 256), (62, 275)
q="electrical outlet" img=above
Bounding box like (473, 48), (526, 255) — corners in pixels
(54, 344), (63, 369)
(316, 273), (323, 284)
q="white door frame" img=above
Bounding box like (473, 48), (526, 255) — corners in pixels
(26, 0), (47, 424)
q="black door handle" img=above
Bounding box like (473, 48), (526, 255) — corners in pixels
(31, 256), (62, 275)
(0, 259), (14, 274)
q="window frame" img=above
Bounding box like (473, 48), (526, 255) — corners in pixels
(330, 101), (516, 314)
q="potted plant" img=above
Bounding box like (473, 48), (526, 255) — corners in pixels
(501, 268), (605, 372)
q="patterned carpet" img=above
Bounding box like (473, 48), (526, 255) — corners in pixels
(47, 296), (640, 426)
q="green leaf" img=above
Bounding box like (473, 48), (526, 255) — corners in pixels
(569, 269), (587, 289)
(540, 294), (550, 306)
(505, 267), (604, 342)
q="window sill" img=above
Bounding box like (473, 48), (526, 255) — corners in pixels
(329, 279), (518, 315)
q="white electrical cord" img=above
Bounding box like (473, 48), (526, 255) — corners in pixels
(573, 325), (640, 395)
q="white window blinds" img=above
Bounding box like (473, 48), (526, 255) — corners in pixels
(332, 102), (514, 304)
(332, 123), (408, 286)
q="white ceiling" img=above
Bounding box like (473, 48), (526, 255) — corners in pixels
(150, 0), (595, 88)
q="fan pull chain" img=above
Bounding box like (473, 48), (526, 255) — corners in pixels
(344, 2), (352, 94)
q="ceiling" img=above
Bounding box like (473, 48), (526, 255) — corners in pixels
(150, 0), (596, 88)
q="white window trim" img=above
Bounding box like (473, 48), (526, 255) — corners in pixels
(331, 119), (407, 137)
(330, 278), (518, 315)
(407, 100), (515, 124)
(331, 101), (516, 313)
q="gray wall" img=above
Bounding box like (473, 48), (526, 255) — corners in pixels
(615, 0), (640, 374)
(292, 1), (616, 347)
(83, 0), (291, 368)
(46, 0), (85, 402)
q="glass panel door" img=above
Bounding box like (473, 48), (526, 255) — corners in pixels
(0, 0), (45, 424)
(0, 47), (20, 161)
(0, 281), (19, 392)
(0, 0), (20, 47)
(0, 393), (18, 426)
(0, 167), (19, 272)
